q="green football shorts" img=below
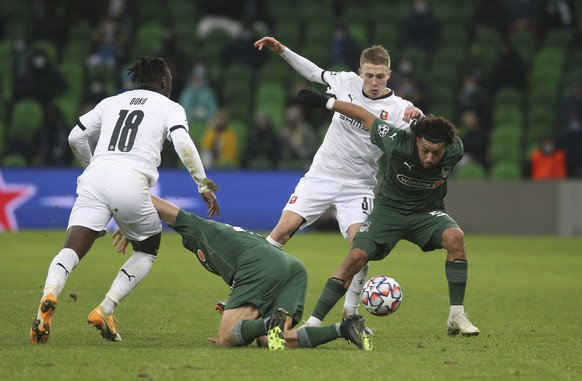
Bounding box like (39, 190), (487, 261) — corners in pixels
(352, 203), (460, 261)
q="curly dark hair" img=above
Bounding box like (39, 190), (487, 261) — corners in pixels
(410, 114), (457, 146)
(127, 56), (168, 86)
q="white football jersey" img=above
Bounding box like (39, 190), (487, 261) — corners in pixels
(78, 88), (188, 186)
(305, 71), (413, 187)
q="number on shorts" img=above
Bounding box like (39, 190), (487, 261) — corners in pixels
(108, 109), (144, 152)
(361, 197), (373, 215)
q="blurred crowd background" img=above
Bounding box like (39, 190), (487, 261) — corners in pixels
(0, 0), (581, 180)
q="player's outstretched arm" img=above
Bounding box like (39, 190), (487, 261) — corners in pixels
(171, 128), (220, 218)
(151, 195), (180, 225)
(253, 36), (286, 53)
(296, 89), (377, 131)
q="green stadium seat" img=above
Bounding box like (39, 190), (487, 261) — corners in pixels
(510, 30), (538, 67)
(8, 99), (44, 146)
(188, 121), (206, 146)
(274, 21), (301, 48)
(542, 29), (572, 51)
(489, 161), (522, 180)
(1, 153), (28, 167)
(493, 87), (523, 109)
(489, 139), (521, 166)
(454, 161), (487, 180)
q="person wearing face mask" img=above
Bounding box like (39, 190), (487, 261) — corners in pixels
(529, 135), (567, 180)
(401, 0), (440, 56)
(13, 48), (67, 105)
(557, 116), (582, 177)
(200, 107), (240, 168)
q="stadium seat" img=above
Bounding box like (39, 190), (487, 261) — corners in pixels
(509, 30), (538, 67)
(493, 87), (523, 110)
(167, 0), (199, 24)
(371, 23), (401, 52)
(188, 121), (206, 146)
(489, 140), (521, 166)
(489, 161), (522, 180)
(490, 124), (522, 146)
(274, 21), (301, 48)
(8, 99), (44, 146)
(440, 25), (469, 50)
(0, 40), (12, 102)
(542, 29), (572, 51)
(1, 153), (27, 167)
(67, 21), (94, 46)
(454, 161), (487, 180)
(493, 105), (523, 127)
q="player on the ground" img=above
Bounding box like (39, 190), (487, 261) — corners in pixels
(29, 56), (219, 344)
(254, 36), (423, 325)
(113, 196), (372, 350)
(297, 89), (480, 336)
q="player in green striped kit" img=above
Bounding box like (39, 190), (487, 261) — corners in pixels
(113, 195), (372, 350)
(297, 89), (480, 336)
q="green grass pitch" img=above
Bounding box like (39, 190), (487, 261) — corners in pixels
(1, 231), (581, 381)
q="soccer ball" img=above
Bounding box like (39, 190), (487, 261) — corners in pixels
(361, 275), (403, 317)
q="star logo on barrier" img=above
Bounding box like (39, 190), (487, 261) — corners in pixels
(0, 171), (37, 231)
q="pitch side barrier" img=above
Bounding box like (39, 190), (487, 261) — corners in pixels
(0, 168), (580, 235)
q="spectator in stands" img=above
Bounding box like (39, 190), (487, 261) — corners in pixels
(29, 0), (69, 48)
(504, 0), (546, 39)
(9, 29), (31, 79)
(241, 112), (281, 169)
(458, 110), (490, 170)
(37, 104), (73, 166)
(81, 76), (108, 110)
(222, 24), (267, 70)
(557, 116), (582, 177)
(86, 15), (126, 68)
(543, 0), (577, 31)
(472, 0), (506, 36)
(558, 80), (582, 125)
(401, 0), (440, 56)
(13, 47), (67, 105)
(389, 57), (429, 113)
(329, 22), (361, 72)
(157, 29), (190, 102)
(200, 108), (240, 168)
(279, 104), (317, 170)
(179, 62), (219, 124)
(529, 136), (567, 180)
(489, 42), (526, 96)
(458, 73), (489, 122)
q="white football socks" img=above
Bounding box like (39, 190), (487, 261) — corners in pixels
(43, 248), (80, 298)
(343, 263), (369, 316)
(101, 251), (156, 315)
(449, 305), (465, 319)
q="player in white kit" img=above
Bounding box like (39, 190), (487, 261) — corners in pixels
(254, 36), (423, 328)
(30, 56), (219, 344)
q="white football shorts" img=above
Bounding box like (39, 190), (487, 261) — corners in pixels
(68, 166), (162, 241)
(282, 176), (375, 238)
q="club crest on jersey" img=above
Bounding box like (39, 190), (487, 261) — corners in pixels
(359, 221), (371, 232)
(377, 124), (390, 137)
(288, 195), (298, 204)
(379, 110), (389, 120)
(197, 249), (217, 275)
(439, 166), (452, 178)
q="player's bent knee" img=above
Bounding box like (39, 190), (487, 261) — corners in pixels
(130, 232), (161, 256)
(442, 228), (465, 250)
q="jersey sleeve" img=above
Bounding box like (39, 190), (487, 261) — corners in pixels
(322, 71), (357, 94)
(77, 100), (104, 137)
(165, 102), (189, 140)
(370, 118), (406, 156)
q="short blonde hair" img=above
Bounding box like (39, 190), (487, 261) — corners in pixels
(360, 45), (391, 69)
